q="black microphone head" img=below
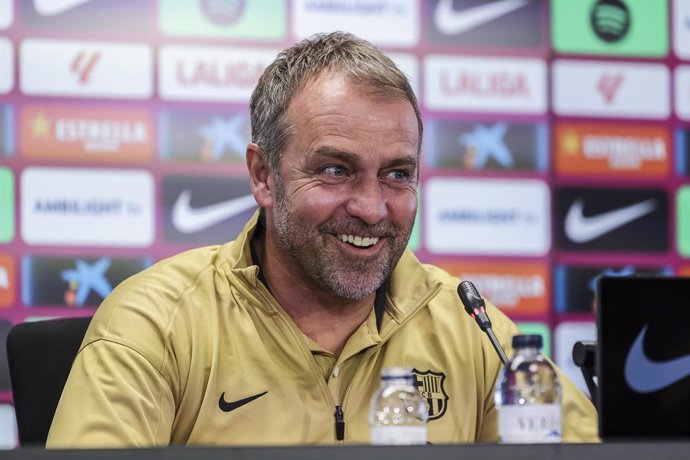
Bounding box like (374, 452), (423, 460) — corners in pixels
(457, 280), (484, 314)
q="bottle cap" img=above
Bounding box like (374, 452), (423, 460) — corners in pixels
(380, 367), (414, 379)
(511, 334), (543, 349)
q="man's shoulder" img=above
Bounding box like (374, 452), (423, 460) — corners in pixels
(394, 254), (519, 335)
(121, 244), (229, 300)
(90, 242), (244, 336)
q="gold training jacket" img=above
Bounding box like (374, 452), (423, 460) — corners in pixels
(47, 212), (599, 447)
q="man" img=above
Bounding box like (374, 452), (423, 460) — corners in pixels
(47, 32), (598, 447)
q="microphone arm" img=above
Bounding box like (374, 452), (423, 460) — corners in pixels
(457, 281), (509, 365)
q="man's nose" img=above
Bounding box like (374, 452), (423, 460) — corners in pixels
(345, 176), (387, 225)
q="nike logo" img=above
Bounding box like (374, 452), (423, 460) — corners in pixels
(434, 0), (530, 35)
(625, 325), (690, 393)
(218, 391), (268, 412)
(564, 198), (656, 243)
(34, 0), (92, 16)
(172, 190), (257, 234)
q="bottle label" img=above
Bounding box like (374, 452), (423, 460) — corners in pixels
(371, 426), (427, 445)
(498, 403), (562, 443)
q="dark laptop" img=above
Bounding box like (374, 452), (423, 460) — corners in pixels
(597, 276), (690, 439)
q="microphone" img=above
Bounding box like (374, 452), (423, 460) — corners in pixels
(457, 281), (509, 365)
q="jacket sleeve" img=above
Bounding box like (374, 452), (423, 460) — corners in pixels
(477, 303), (600, 443)
(46, 338), (176, 447)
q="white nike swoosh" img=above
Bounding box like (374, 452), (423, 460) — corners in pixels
(434, 0), (530, 35)
(35, 0), (92, 16)
(625, 325), (690, 393)
(564, 198), (656, 243)
(172, 190), (257, 234)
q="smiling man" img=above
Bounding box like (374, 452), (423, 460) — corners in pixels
(47, 32), (598, 447)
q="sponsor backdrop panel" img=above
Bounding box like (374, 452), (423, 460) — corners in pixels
(554, 121), (671, 178)
(293, 0), (419, 47)
(21, 255), (152, 309)
(20, 106), (155, 162)
(554, 187), (669, 253)
(159, 109), (249, 165)
(20, 168), (155, 248)
(0, 105), (12, 156)
(0, 0), (13, 30)
(424, 0), (546, 50)
(0, 254), (14, 308)
(426, 119), (548, 172)
(0, 0), (685, 439)
(551, 0), (669, 57)
(424, 177), (551, 256)
(554, 264), (672, 314)
(674, 0), (690, 59)
(0, 38), (12, 95)
(159, 0), (287, 40)
(552, 60), (670, 119)
(678, 186), (690, 258)
(0, 169), (13, 244)
(554, 321), (596, 396)
(20, 0), (152, 33)
(162, 175), (257, 246)
(434, 260), (550, 317)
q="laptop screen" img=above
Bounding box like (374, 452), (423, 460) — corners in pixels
(597, 276), (690, 439)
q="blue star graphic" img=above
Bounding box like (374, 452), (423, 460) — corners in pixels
(460, 122), (514, 169)
(198, 115), (247, 160)
(61, 257), (113, 307)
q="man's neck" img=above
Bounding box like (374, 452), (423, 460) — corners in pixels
(252, 231), (375, 357)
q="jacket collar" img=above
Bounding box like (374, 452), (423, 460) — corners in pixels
(222, 210), (441, 321)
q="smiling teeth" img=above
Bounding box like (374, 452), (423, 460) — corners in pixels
(338, 234), (379, 247)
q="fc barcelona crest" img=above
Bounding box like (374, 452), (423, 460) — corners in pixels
(412, 368), (449, 421)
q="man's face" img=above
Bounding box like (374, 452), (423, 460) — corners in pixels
(266, 73), (419, 301)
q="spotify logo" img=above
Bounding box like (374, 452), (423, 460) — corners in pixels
(590, 0), (630, 43)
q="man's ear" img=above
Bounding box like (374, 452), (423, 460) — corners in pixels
(247, 142), (274, 209)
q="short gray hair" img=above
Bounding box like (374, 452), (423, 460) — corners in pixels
(249, 31), (423, 173)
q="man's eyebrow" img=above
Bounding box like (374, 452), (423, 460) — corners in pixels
(312, 147), (356, 162)
(383, 156), (418, 169)
(312, 148), (418, 169)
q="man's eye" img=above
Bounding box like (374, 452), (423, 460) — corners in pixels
(324, 166), (346, 177)
(388, 170), (410, 180)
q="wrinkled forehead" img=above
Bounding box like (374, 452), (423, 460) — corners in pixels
(287, 70), (420, 146)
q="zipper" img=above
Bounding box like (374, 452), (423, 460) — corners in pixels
(336, 282), (444, 437)
(334, 405), (345, 441)
(249, 281), (345, 441)
(245, 274), (443, 443)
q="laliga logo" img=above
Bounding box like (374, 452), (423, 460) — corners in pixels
(597, 73), (623, 104)
(71, 50), (101, 84)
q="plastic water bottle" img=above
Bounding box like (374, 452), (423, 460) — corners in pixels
(369, 367), (428, 445)
(495, 334), (562, 443)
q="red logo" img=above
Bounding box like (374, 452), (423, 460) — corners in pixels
(597, 73), (624, 104)
(71, 50), (101, 84)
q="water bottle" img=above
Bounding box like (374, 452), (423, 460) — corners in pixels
(495, 334), (562, 443)
(369, 367), (428, 445)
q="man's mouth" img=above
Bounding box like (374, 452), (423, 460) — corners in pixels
(337, 234), (380, 248)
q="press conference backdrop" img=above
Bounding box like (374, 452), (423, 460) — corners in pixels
(0, 0), (689, 448)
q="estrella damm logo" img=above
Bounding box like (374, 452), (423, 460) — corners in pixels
(412, 368), (448, 421)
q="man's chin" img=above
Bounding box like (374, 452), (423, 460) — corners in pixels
(324, 272), (387, 301)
